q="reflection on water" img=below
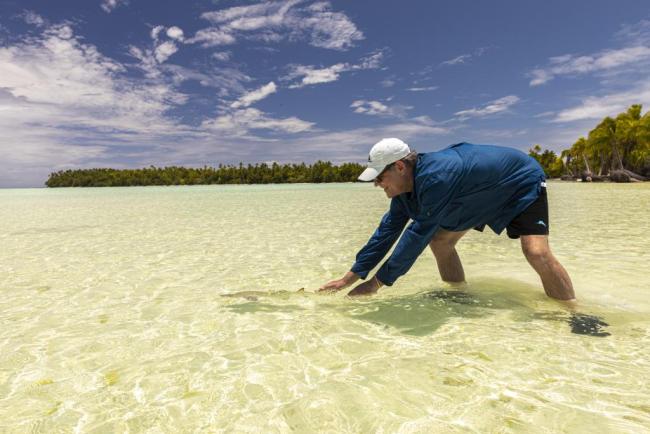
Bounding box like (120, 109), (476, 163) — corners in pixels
(0, 183), (649, 432)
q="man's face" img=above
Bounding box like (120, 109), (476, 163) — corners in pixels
(374, 161), (410, 198)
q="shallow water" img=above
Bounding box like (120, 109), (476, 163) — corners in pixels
(1, 182), (649, 433)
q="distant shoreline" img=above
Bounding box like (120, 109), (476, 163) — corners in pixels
(44, 162), (365, 187)
(554, 172), (648, 183)
(44, 166), (650, 188)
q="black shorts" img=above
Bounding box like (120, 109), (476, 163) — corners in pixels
(474, 186), (549, 239)
(505, 186), (549, 239)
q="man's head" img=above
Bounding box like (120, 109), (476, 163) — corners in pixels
(358, 138), (416, 198)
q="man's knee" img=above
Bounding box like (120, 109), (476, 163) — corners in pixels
(521, 236), (552, 264)
(429, 236), (453, 251)
(429, 230), (461, 254)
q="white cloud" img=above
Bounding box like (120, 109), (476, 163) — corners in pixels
(101, 0), (128, 13)
(46, 24), (73, 39)
(468, 128), (529, 139)
(151, 25), (165, 41)
(22, 11), (45, 27)
(526, 19), (650, 135)
(272, 121), (449, 160)
(201, 1), (290, 25)
(203, 108), (314, 135)
(350, 100), (412, 118)
(455, 95), (520, 119)
(529, 69), (552, 87)
(204, 1), (298, 30)
(154, 41), (178, 63)
(0, 28), (187, 117)
(231, 82), (277, 108)
(529, 20), (650, 86)
(285, 51), (384, 88)
(130, 27), (185, 76)
(411, 115), (436, 125)
(193, 0), (363, 50)
(212, 51), (231, 61)
(0, 22), (193, 186)
(441, 54), (471, 66)
(351, 100), (388, 115)
(407, 86), (438, 92)
(552, 81), (650, 122)
(440, 47), (492, 67)
(163, 64), (249, 97)
(166, 26), (184, 41)
(533, 111), (555, 119)
(298, 3), (364, 50)
(616, 19), (650, 45)
(186, 28), (236, 47)
(529, 46), (650, 86)
(287, 63), (347, 88)
(353, 50), (384, 70)
(128, 46), (159, 77)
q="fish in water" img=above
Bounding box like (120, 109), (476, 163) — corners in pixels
(221, 288), (305, 301)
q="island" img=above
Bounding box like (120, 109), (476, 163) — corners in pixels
(45, 161), (365, 187)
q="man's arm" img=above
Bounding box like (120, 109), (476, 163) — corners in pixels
(344, 217), (442, 297)
(368, 176), (458, 288)
(375, 218), (441, 285)
(350, 198), (410, 278)
(319, 198), (409, 293)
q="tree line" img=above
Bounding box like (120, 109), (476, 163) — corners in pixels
(529, 104), (650, 181)
(45, 161), (366, 187)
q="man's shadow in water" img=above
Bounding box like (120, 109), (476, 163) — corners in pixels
(338, 283), (610, 337)
(338, 290), (491, 336)
(222, 279), (610, 337)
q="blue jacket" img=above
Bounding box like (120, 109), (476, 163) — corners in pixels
(351, 143), (546, 286)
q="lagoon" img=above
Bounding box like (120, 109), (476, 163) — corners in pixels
(1, 182), (649, 432)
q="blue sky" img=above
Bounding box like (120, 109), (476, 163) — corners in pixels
(1, 0), (649, 187)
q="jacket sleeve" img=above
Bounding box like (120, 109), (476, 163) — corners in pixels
(375, 175), (457, 285)
(350, 198), (410, 279)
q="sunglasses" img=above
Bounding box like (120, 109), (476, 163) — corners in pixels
(374, 162), (396, 183)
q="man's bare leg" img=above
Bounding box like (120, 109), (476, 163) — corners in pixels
(520, 235), (576, 302)
(429, 229), (469, 284)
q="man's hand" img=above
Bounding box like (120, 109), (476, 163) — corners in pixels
(318, 271), (360, 293)
(347, 276), (383, 297)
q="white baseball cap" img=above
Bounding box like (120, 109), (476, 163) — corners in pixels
(358, 138), (411, 181)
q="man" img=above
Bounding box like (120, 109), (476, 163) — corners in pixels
(319, 138), (576, 303)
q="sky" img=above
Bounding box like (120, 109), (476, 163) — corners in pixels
(1, 0), (650, 187)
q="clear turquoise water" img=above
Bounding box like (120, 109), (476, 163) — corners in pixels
(0, 182), (649, 432)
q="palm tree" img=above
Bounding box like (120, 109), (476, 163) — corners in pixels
(614, 104), (642, 169)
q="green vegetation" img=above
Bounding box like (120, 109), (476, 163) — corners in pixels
(45, 161), (365, 187)
(529, 104), (650, 180)
(528, 145), (564, 178)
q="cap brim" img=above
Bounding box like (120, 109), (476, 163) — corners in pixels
(358, 167), (380, 181)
